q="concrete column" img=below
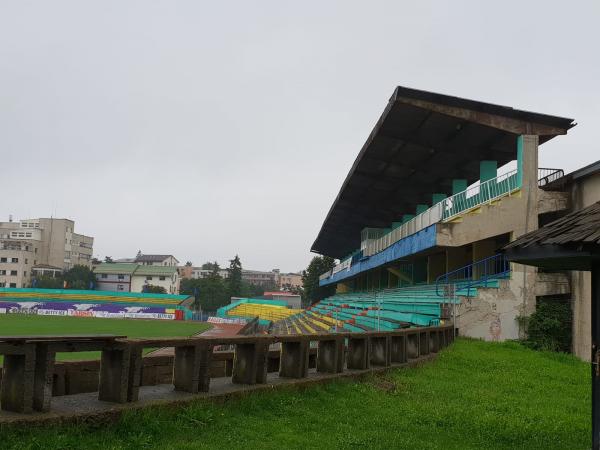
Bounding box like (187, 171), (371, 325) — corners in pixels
(432, 193), (447, 205)
(452, 179), (468, 194)
(232, 343), (258, 385)
(406, 333), (420, 359)
(32, 343), (56, 412)
(127, 346), (144, 402)
(279, 341), (310, 378)
(173, 344), (213, 394)
(416, 204), (429, 215)
(317, 339), (344, 373)
(419, 331), (430, 356)
(480, 161), (497, 182)
(390, 335), (407, 363)
(98, 345), (131, 403)
(370, 336), (391, 367)
(347, 337), (370, 370)
(428, 330), (439, 353)
(0, 344), (36, 413)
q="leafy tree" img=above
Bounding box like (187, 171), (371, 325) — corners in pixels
(104, 256), (114, 263)
(227, 255), (242, 298)
(33, 275), (64, 289)
(281, 283), (304, 296)
(144, 284), (167, 294)
(201, 261), (220, 270)
(302, 255), (336, 304)
(91, 257), (101, 265)
(519, 300), (572, 352)
(240, 281), (264, 298)
(180, 271), (229, 313)
(64, 265), (96, 290)
(185, 261), (193, 267)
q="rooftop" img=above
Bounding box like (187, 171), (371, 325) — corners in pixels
(135, 254), (179, 263)
(311, 86), (575, 258)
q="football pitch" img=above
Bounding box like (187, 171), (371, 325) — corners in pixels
(0, 314), (211, 361)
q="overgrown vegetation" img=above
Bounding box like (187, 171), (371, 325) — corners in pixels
(0, 339), (590, 449)
(302, 255), (336, 304)
(33, 264), (96, 289)
(520, 299), (572, 352)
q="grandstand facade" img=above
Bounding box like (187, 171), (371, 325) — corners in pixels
(308, 87), (576, 342)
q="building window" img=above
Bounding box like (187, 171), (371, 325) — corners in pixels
(23, 271), (27, 277)
(0, 282), (4, 287)
(25, 259), (28, 264)
(118, 274), (125, 280)
(146, 276), (153, 281)
(10, 270), (17, 276)
(159, 276), (166, 281)
(0, 258), (5, 263)
(11, 258), (18, 263)
(117, 284), (124, 291)
(35, 248), (38, 254)
(101, 274), (108, 279)
(9, 283), (16, 288)
(0, 270), (5, 275)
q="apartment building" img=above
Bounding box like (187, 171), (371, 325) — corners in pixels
(0, 217), (93, 288)
(242, 269), (280, 287)
(94, 263), (180, 294)
(278, 272), (302, 289)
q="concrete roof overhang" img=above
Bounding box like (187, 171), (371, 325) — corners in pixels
(312, 86), (575, 259)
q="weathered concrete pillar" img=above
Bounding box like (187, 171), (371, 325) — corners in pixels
(317, 339), (344, 374)
(232, 342), (268, 385)
(429, 330), (439, 353)
(419, 331), (430, 356)
(0, 344), (36, 413)
(32, 343), (56, 412)
(127, 346), (144, 402)
(347, 337), (370, 370)
(98, 344), (131, 403)
(406, 333), (420, 359)
(279, 341), (310, 378)
(390, 335), (407, 363)
(370, 336), (391, 367)
(173, 343), (213, 394)
(439, 329), (447, 349)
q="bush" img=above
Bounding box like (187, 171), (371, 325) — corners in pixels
(520, 300), (572, 352)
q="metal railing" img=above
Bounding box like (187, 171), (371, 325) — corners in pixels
(538, 168), (564, 187)
(435, 253), (510, 297)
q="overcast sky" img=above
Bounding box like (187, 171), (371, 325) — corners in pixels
(1, 1), (598, 272)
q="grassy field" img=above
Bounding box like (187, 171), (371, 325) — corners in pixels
(0, 338), (590, 449)
(0, 314), (211, 360)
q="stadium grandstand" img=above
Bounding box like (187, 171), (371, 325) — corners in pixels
(217, 298), (302, 327)
(278, 86), (576, 341)
(0, 288), (194, 320)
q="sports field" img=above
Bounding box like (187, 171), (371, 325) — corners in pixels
(0, 314), (211, 361)
(0, 338), (590, 449)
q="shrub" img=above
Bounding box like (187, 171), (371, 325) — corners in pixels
(520, 300), (572, 352)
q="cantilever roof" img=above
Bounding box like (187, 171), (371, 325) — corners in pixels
(312, 86), (575, 258)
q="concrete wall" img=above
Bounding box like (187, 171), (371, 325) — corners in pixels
(569, 170), (600, 360)
(130, 273), (179, 294)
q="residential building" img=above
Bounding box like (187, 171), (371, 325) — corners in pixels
(0, 217), (93, 288)
(94, 263), (180, 294)
(134, 254), (179, 267)
(242, 269), (280, 287)
(278, 272), (302, 289)
(262, 291), (302, 308)
(191, 268), (230, 279)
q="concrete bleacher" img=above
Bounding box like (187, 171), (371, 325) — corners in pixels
(217, 298), (302, 326)
(273, 276), (506, 335)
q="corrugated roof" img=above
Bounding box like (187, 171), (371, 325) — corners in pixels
(505, 201), (600, 249)
(133, 265), (178, 276)
(135, 254), (178, 263)
(93, 263), (137, 275)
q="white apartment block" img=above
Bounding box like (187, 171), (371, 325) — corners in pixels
(0, 217), (94, 288)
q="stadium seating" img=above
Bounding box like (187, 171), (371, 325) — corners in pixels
(225, 302), (302, 322)
(272, 276), (506, 335)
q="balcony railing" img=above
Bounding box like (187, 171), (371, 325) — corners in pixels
(322, 166), (562, 280)
(538, 168), (564, 187)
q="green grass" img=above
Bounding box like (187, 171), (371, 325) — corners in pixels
(0, 315), (211, 361)
(0, 338), (590, 449)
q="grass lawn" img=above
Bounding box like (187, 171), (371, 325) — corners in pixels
(0, 338), (590, 449)
(0, 314), (211, 361)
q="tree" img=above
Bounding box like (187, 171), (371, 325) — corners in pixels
(227, 255), (242, 298)
(104, 256), (114, 263)
(91, 257), (101, 265)
(180, 276), (229, 313)
(144, 284), (167, 294)
(185, 261), (193, 267)
(201, 261), (220, 270)
(33, 275), (64, 289)
(302, 255), (336, 304)
(64, 265), (96, 290)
